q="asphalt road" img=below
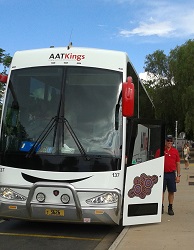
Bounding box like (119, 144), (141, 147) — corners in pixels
(0, 219), (122, 250)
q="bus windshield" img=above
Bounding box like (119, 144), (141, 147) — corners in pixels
(0, 66), (123, 158)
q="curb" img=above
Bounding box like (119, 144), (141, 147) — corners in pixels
(108, 227), (129, 250)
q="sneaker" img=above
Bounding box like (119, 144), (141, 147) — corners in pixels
(168, 207), (174, 216)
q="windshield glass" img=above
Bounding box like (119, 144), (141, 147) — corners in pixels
(0, 66), (123, 157)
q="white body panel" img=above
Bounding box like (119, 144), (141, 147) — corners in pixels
(10, 47), (128, 73)
(123, 157), (164, 225)
(0, 165), (123, 190)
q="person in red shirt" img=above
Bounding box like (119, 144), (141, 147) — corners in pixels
(155, 135), (181, 215)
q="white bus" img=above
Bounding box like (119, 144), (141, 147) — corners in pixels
(0, 47), (164, 226)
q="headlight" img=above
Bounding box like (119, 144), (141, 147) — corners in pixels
(86, 192), (118, 205)
(0, 187), (27, 201)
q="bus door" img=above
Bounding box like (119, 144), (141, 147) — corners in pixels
(122, 119), (165, 226)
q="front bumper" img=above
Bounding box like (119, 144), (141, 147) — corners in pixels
(0, 182), (121, 225)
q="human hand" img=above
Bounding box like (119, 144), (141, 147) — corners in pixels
(176, 176), (181, 183)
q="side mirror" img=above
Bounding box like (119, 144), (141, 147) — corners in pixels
(122, 76), (134, 117)
(0, 74), (8, 83)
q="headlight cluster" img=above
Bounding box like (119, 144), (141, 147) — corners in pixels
(86, 192), (118, 205)
(0, 187), (27, 201)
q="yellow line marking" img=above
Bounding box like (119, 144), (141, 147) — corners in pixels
(0, 232), (101, 241)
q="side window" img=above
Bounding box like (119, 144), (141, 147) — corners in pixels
(132, 123), (163, 164)
(126, 119), (165, 165)
(132, 124), (149, 164)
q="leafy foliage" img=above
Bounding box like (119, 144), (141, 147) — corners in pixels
(0, 48), (12, 73)
(143, 39), (194, 139)
(0, 48), (12, 115)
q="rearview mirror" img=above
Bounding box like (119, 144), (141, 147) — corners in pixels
(0, 74), (8, 83)
(122, 76), (134, 117)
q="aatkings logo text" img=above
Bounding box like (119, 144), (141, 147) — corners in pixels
(49, 53), (85, 62)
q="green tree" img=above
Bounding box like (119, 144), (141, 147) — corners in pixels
(143, 40), (194, 139)
(144, 50), (169, 79)
(0, 48), (12, 116)
(169, 40), (194, 138)
(143, 50), (177, 134)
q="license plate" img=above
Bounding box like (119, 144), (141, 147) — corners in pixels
(45, 209), (64, 216)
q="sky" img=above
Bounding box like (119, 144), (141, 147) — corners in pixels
(1, 0), (194, 74)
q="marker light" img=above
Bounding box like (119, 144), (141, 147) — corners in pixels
(0, 187), (26, 201)
(61, 194), (70, 204)
(86, 192), (118, 205)
(36, 192), (46, 203)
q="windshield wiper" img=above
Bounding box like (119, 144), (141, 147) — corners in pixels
(62, 117), (90, 160)
(26, 116), (90, 161)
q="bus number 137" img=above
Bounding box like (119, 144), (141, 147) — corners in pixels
(112, 173), (120, 177)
